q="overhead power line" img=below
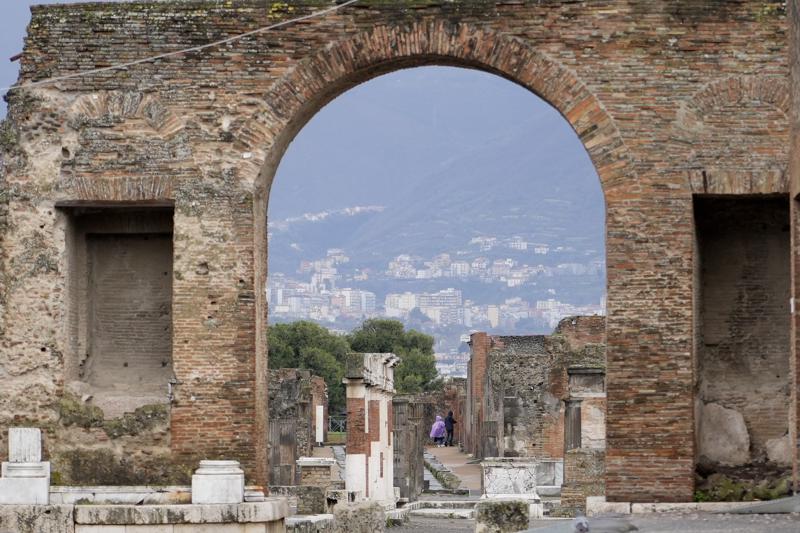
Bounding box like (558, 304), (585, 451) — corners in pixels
(0, 0), (359, 94)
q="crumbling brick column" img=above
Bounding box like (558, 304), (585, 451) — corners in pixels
(344, 353), (399, 508)
(467, 333), (490, 458)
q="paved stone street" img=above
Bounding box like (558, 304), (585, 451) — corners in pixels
(425, 446), (482, 491)
(391, 513), (800, 533)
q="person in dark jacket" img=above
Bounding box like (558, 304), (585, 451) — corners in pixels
(444, 411), (456, 446)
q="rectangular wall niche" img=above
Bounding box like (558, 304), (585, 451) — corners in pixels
(694, 195), (791, 471)
(62, 205), (174, 419)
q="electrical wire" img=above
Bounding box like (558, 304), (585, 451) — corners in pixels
(0, 0), (359, 94)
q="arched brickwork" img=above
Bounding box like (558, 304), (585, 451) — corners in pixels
(245, 21), (633, 196)
(672, 75), (790, 194)
(246, 22), (634, 498)
(64, 91), (189, 200)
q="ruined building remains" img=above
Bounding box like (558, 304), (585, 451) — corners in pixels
(344, 353), (398, 507)
(465, 316), (606, 461)
(0, 0), (797, 503)
(268, 369), (328, 486)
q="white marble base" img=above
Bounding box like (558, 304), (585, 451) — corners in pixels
(191, 460), (244, 504)
(0, 475), (49, 504)
(2, 461), (50, 478)
(296, 457), (336, 468)
(481, 458), (540, 500)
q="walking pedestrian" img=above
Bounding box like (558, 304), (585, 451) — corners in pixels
(444, 410), (456, 446)
(430, 415), (446, 447)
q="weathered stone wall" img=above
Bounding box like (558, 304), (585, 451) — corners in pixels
(0, 0), (792, 501)
(695, 196), (791, 475)
(268, 368), (318, 486)
(556, 448), (606, 517)
(392, 396), (426, 501)
(469, 316), (606, 460)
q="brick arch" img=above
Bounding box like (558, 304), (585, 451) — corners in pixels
(244, 20), (634, 198)
(246, 21), (634, 487)
(672, 75), (790, 194)
(63, 91), (188, 201)
(68, 91), (185, 137)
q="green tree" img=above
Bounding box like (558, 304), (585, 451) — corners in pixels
(268, 321), (349, 413)
(348, 319), (440, 393)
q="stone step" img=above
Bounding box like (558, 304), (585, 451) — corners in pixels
(415, 500), (479, 510)
(409, 508), (475, 519)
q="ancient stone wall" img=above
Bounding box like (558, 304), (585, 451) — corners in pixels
(468, 316), (606, 460)
(0, 0), (792, 501)
(392, 396), (426, 502)
(556, 448), (606, 517)
(268, 368), (316, 486)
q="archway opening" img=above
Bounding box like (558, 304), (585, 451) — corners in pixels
(262, 65), (606, 489)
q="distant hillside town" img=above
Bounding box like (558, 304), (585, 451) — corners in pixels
(268, 245), (606, 377)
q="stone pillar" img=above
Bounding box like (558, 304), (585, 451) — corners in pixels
(191, 460), (244, 504)
(0, 428), (50, 505)
(564, 399), (583, 453)
(344, 352), (399, 508)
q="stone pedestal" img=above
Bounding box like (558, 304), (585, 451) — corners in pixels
(481, 457), (566, 518)
(297, 457), (335, 487)
(0, 428), (50, 505)
(191, 460), (244, 504)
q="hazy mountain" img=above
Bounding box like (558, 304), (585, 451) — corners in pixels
(268, 66), (604, 275)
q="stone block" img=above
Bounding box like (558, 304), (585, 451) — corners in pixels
(74, 526), (126, 533)
(585, 496), (631, 516)
(0, 474), (50, 505)
(295, 486), (327, 515)
(238, 499), (291, 523)
(698, 402), (750, 466)
(475, 499), (529, 533)
(8, 428), (42, 463)
(124, 527), (174, 533)
(286, 514), (334, 533)
(1, 460), (50, 479)
(325, 489), (362, 509)
(0, 504), (74, 533)
(192, 460), (245, 504)
(297, 458), (336, 469)
(331, 501), (384, 533)
(481, 458), (539, 500)
(766, 436), (792, 465)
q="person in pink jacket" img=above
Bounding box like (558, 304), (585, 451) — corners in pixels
(430, 415), (446, 447)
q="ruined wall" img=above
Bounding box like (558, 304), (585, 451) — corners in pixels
(695, 196), (791, 472)
(557, 448), (606, 517)
(392, 396), (427, 502)
(310, 376), (328, 445)
(476, 316), (606, 460)
(0, 0), (791, 501)
(268, 368), (316, 486)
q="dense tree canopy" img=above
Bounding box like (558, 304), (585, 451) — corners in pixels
(348, 319), (440, 394)
(268, 319), (440, 414)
